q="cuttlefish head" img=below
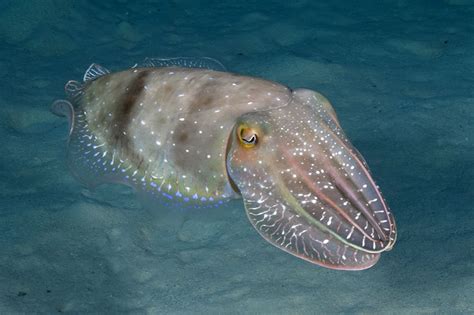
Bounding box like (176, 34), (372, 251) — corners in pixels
(226, 89), (396, 270)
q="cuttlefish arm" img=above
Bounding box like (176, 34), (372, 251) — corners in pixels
(227, 89), (396, 270)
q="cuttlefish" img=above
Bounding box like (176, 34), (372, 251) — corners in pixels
(52, 57), (396, 270)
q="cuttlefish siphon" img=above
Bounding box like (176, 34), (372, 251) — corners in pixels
(52, 57), (396, 270)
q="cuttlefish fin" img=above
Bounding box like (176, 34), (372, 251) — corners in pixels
(50, 79), (85, 137)
(243, 197), (380, 270)
(51, 99), (75, 137)
(52, 76), (129, 190)
(83, 63), (110, 82)
(52, 63), (108, 133)
(138, 57), (226, 71)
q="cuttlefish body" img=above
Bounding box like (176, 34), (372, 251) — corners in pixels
(52, 57), (396, 270)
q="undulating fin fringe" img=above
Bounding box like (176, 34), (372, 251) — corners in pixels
(66, 107), (125, 190)
(138, 57), (226, 71)
(83, 63), (111, 82)
(64, 80), (84, 104)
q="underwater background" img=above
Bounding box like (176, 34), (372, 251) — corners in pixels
(0, 0), (473, 313)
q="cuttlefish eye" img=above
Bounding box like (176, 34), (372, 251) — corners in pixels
(237, 125), (259, 147)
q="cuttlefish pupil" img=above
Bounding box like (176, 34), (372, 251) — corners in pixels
(51, 57), (396, 270)
(238, 125), (259, 147)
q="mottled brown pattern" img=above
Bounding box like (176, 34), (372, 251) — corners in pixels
(186, 75), (241, 114)
(117, 71), (150, 136)
(177, 130), (189, 143)
(102, 70), (151, 165)
(171, 120), (198, 171)
(188, 87), (216, 113)
(86, 69), (151, 170)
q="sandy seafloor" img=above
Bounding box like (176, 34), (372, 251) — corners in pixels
(0, 0), (473, 313)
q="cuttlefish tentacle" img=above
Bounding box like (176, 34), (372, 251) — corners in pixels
(293, 90), (395, 248)
(280, 151), (387, 252)
(226, 89), (396, 269)
(240, 175), (381, 269)
(52, 58), (396, 270)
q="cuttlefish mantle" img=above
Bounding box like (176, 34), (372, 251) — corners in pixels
(52, 57), (396, 270)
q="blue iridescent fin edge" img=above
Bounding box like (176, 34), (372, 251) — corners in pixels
(138, 57), (226, 72)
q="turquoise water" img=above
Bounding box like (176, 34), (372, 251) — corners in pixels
(1, 0), (473, 313)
